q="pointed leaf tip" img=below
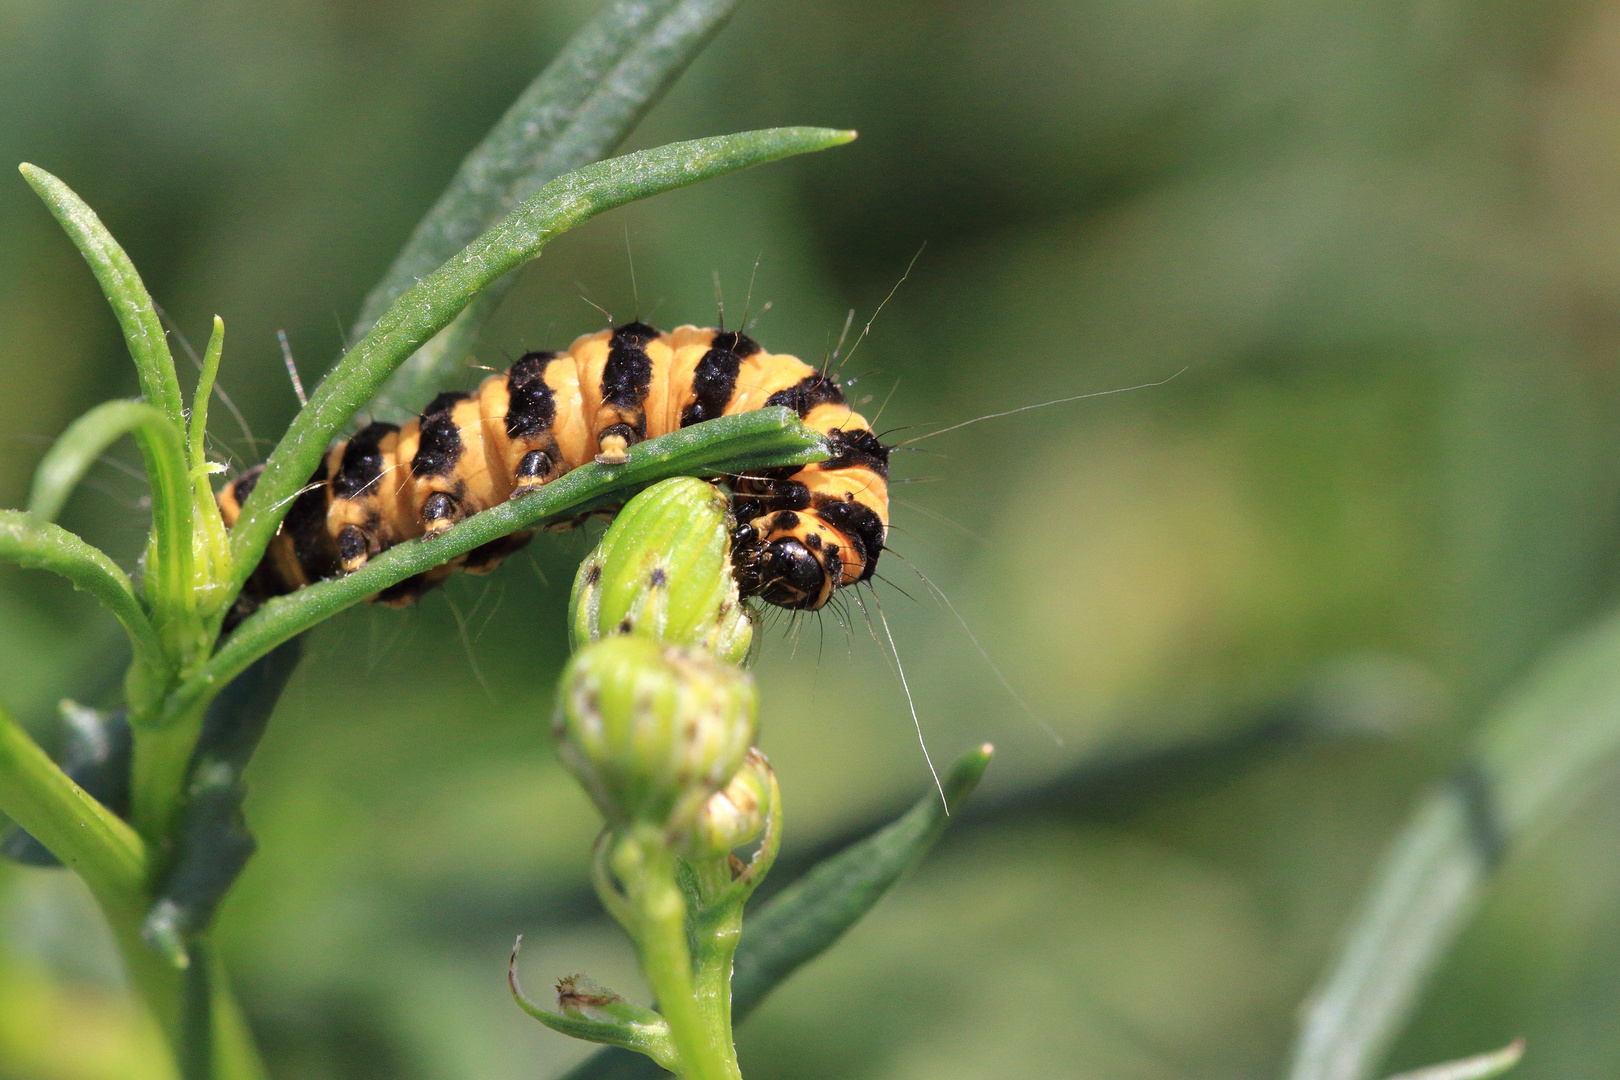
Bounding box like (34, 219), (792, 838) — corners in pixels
(943, 743), (994, 809)
(1382, 1040), (1524, 1080)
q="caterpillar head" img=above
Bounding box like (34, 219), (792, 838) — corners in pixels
(733, 511), (853, 611)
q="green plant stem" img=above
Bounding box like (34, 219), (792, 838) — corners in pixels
(209, 949), (268, 1080)
(560, 744), (993, 1080)
(228, 126), (854, 597)
(685, 765), (781, 1064)
(0, 703), (147, 925)
(0, 706), (264, 1079)
(689, 869), (743, 1072)
(0, 703), (182, 1047)
(131, 700), (207, 855)
(617, 832), (738, 1080)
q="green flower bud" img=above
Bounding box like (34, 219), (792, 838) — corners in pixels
(570, 477), (753, 663)
(554, 637), (757, 832)
(684, 747), (773, 858)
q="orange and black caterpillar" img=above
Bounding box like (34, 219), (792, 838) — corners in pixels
(217, 322), (891, 617)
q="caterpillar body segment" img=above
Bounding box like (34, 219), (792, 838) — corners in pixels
(217, 322), (891, 617)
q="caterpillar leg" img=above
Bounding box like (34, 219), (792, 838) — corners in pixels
(336, 524), (381, 573)
(512, 448), (562, 495)
(421, 491), (465, 538)
(594, 424), (637, 465)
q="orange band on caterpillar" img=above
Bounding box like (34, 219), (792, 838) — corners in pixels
(217, 322), (890, 618)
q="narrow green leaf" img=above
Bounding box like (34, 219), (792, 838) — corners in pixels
(125, 416), (195, 658)
(170, 408), (824, 728)
(1383, 1041), (1524, 1080)
(1, 702), (131, 867)
(18, 165), (185, 428)
(229, 127), (855, 597)
(0, 510), (166, 708)
(0, 701), (147, 916)
(188, 317), (233, 613)
(28, 399), (177, 524)
(358, 0), (744, 415)
(22, 397), (194, 662)
(509, 944), (680, 1070)
(731, 743), (993, 1013)
(1289, 605), (1620, 1080)
(558, 744), (994, 1080)
(188, 317), (225, 474)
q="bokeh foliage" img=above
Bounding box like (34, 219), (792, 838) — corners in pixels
(5, 0), (1620, 1078)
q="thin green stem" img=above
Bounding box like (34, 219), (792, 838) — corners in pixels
(181, 937), (215, 1080)
(0, 702), (185, 1058)
(690, 894), (743, 1074)
(209, 951), (268, 1080)
(683, 768), (780, 1072)
(0, 688), (268, 1080)
(560, 746), (995, 1080)
(131, 699), (207, 859)
(616, 832), (738, 1080)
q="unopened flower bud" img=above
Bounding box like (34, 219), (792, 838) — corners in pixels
(554, 637), (757, 832)
(570, 477), (753, 663)
(684, 747), (773, 858)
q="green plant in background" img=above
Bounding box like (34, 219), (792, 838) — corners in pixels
(10, 1), (1620, 1079)
(0, 1), (913, 1074)
(0, 132), (840, 1066)
(0, 3), (1004, 1076)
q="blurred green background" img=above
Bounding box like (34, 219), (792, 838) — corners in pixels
(5, 0), (1620, 1077)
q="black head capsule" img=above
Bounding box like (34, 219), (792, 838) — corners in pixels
(753, 537), (829, 610)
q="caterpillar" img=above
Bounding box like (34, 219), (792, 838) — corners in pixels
(216, 322), (891, 619)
